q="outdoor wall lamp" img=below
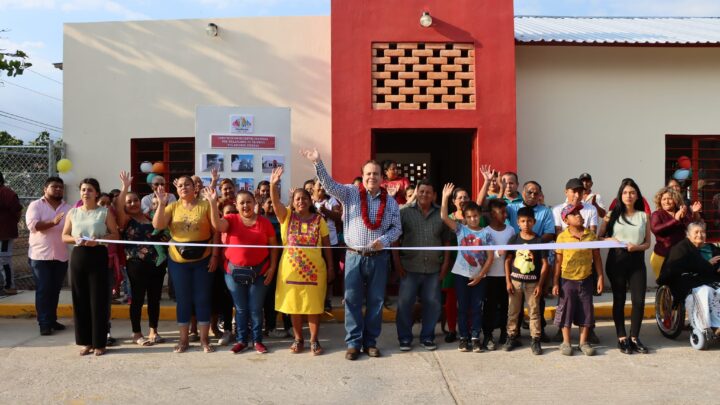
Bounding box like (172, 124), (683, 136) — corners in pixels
(420, 12), (433, 28)
(206, 23), (219, 37)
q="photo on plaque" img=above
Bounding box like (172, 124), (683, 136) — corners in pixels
(231, 154), (254, 172)
(234, 177), (255, 192)
(261, 155), (285, 173)
(201, 153), (224, 172)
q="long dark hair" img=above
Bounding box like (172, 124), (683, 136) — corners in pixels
(606, 178), (645, 237)
(290, 188), (317, 214)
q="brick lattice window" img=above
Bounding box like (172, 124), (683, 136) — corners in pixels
(372, 42), (475, 110)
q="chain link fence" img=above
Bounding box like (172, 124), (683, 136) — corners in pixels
(0, 142), (63, 290)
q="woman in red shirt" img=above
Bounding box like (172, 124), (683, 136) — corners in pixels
(206, 188), (280, 354)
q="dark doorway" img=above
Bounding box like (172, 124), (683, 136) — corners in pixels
(373, 129), (475, 193)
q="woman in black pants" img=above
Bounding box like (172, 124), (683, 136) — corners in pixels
(62, 178), (119, 356)
(116, 171), (167, 346)
(599, 178), (651, 354)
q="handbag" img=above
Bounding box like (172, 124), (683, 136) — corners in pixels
(229, 257), (269, 285)
(171, 239), (210, 260)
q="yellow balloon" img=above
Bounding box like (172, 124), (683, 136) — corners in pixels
(57, 159), (73, 173)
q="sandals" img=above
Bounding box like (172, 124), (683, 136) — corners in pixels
(311, 341), (323, 356)
(134, 336), (153, 346)
(290, 339), (304, 353)
(94, 348), (107, 356)
(149, 334), (166, 344)
(173, 343), (189, 353)
(202, 344), (215, 353)
(79, 346), (93, 356)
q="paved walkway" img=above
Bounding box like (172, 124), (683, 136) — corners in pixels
(0, 318), (718, 404)
(0, 289), (658, 321)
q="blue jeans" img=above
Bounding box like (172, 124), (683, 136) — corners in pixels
(396, 271), (441, 344)
(454, 275), (487, 340)
(31, 259), (68, 328)
(224, 273), (267, 343)
(168, 257), (212, 326)
(344, 251), (389, 350)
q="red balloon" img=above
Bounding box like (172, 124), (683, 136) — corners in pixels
(677, 156), (691, 169)
(152, 162), (165, 174)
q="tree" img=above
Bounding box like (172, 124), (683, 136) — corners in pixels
(0, 130), (23, 145)
(0, 30), (31, 77)
(29, 130), (62, 147)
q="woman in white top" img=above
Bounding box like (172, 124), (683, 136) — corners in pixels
(599, 178), (651, 355)
(61, 178), (119, 356)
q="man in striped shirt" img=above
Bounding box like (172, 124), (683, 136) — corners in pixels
(303, 148), (401, 361)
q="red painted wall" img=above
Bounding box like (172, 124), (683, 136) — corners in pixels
(331, 0), (517, 193)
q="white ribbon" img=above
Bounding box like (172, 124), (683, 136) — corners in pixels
(83, 237), (626, 252)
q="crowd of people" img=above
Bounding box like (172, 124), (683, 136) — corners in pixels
(2, 147), (720, 359)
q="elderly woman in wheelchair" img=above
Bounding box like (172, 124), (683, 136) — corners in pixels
(657, 221), (720, 349)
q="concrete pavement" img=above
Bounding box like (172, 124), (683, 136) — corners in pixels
(1, 318), (719, 404)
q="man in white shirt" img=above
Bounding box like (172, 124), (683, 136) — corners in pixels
(579, 172), (606, 219)
(141, 175), (176, 214)
(552, 178), (598, 234)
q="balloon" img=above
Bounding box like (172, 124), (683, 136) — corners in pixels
(146, 173), (157, 184)
(678, 156), (691, 170)
(140, 161), (153, 173)
(151, 162), (165, 174)
(673, 169), (691, 181)
(56, 159), (73, 173)
(59, 171), (76, 186)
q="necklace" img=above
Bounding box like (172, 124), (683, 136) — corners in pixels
(359, 184), (387, 230)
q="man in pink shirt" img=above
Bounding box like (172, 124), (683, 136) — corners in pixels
(26, 176), (72, 336)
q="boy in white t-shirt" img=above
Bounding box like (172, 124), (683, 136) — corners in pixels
(481, 198), (515, 350)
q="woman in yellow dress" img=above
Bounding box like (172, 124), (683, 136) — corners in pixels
(270, 167), (334, 355)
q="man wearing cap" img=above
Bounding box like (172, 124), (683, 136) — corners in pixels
(552, 178), (599, 235)
(579, 173), (606, 219)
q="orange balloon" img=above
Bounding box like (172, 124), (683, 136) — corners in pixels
(152, 162), (165, 173)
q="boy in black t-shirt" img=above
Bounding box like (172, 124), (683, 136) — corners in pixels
(503, 207), (549, 355)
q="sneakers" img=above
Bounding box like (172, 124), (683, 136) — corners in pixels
(530, 338), (542, 355)
(422, 341), (437, 351)
(472, 338), (484, 353)
(578, 342), (596, 356)
(399, 342), (412, 352)
(52, 322), (66, 331)
(254, 342), (268, 354)
(503, 336), (520, 352)
(560, 343), (573, 356)
(485, 337), (497, 351)
(40, 326), (52, 336)
(458, 338), (470, 352)
(231, 342), (247, 353)
(218, 331), (232, 346)
(444, 331), (457, 343)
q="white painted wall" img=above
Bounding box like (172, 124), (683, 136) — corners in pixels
(516, 45), (720, 285)
(63, 16), (330, 201)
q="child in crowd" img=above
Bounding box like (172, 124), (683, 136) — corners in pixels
(381, 160), (411, 205)
(481, 198), (515, 350)
(441, 183), (494, 353)
(553, 204), (604, 356)
(504, 207), (549, 355)
(352, 177), (362, 187)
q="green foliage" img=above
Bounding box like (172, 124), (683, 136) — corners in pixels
(0, 49), (31, 77)
(0, 130), (23, 145)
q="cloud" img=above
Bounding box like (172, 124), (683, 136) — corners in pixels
(60, 0), (149, 19)
(0, 0), (56, 10)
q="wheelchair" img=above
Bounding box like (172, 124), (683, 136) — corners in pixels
(656, 283), (720, 350)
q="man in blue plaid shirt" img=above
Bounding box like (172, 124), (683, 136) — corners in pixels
(302, 148), (401, 361)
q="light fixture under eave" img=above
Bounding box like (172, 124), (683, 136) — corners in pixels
(206, 23), (219, 37)
(420, 12), (433, 28)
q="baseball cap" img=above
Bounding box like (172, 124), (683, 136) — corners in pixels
(561, 204), (583, 221)
(578, 173), (592, 181)
(565, 178), (584, 190)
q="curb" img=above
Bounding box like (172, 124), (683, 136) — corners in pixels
(0, 302), (657, 322)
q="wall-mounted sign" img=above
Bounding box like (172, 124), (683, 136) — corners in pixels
(210, 134), (276, 149)
(230, 115), (254, 134)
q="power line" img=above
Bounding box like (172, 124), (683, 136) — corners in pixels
(0, 110), (63, 132)
(0, 119), (40, 135)
(27, 69), (63, 85)
(0, 80), (62, 102)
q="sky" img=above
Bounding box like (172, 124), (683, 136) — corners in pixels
(1, 0), (720, 143)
